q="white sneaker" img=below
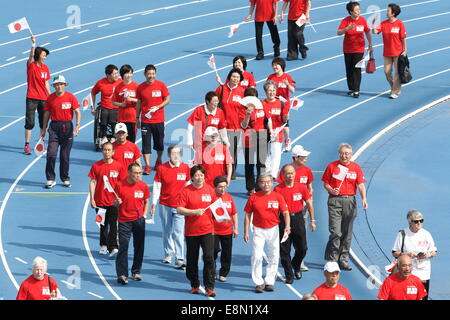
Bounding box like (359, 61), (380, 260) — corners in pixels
(162, 255), (172, 264)
(109, 248), (118, 258)
(62, 180), (71, 188)
(99, 246), (108, 255)
(45, 180), (56, 189)
(389, 93), (399, 99)
(174, 260), (186, 269)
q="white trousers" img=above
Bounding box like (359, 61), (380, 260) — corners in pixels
(266, 142), (282, 178)
(251, 225), (280, 286)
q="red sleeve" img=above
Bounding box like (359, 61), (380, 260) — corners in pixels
(88, 163), (97, 180)
(154, 166), (162, 182)
(49, 276), (58, 292)
(276, 170), (284, 183)
(91, 80), (101, 96)
(133, 144), (142, 160)
(72, 94), (80, 110)
(119, 164), (127, 181)
(278, 193), (289, 212)
(363, 17), (370, 32)
(230, 197), (237, 216)
(400, 21), (406, 38)
(177, 188), (188, 207)
(44, 98), (50, 112)
(377, 278), (391, 300)
(307, 168), (314, 183)
(16, 281), (28, 300)
(185, 165), (191, 181)
(287, 74), (295, 87)
(161, 82), (170, 98)
(215, 85), (223, 97)
(417, 280), (427, 300)
(338, 17), (349, 31)
(301, 186), (311, 201)
(321, 163), (332, 184)
(248, 72), (256, 87)
(244, 195), (254, 214)
(187, 108), (197, 125)
(355, 164), (366, 184)
(44, 65), (51, 81)
(218, 110), (227, 129)
(344, 287), (352, 300)
(224, 146), (233, 164)
(144, 183), (150, 200)
(112, 86), (120, 103)
(136, 85), (142, 101)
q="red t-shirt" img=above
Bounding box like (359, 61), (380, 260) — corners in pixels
(284, 0), (308, 20)
(213, 192), (238, 236)
(244, 191), (288, 229)
(188, 105), (227, 135)
(376, 19), (406, 57)
(251, 0), (278, 22)
(378, 273), (427, 300)
(112, 141), (142, 169)
(198, 143), (233, 186)
(26, 62), (50, 100)
(88, 159), (127, 207)
(154, 162), (191, 208)
(276, 165), (314, 185)
(216, 84), (245, 130)
(321, 160), (366, 196)
(177, 184), (217, 236)
(267, 72), (295, 106)
(44, 91), (80, 122)
(16, 275), (58, 300)
(136, 80), (170, 124)
(113, 81), (139, 123)
(313, 283), (353, 300)
(239, 104), (271, 148)
(116, 179), (150, 222)
(226, 71), (256, 90)
(339, 16), (370, 53)
(262, 98), (285, 142)
(91, 77), (121, 110)
(274, 182), (311, 213)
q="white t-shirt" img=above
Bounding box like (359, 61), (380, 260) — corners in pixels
(392, 228), (437, 280)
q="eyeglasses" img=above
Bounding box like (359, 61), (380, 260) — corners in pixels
(413, 219), (424, 224)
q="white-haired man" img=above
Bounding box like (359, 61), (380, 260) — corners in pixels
(17, 257), (59, 300)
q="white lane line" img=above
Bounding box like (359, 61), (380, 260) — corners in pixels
(0, 116), (24, 132)
(21, 50), (29, 54)
(40, 42), (51, 47)
(12, 192), (89, 195)
(97, 23), (110, 28)
(58, 36), (70, 41)
(14, 257), (27, 264)
(6, 57), (16, 62)
(0, 0), (208, 47)
(61, 280), (77, 289)
(141, 11), (155, 16)
(77, 30), (89, 34)
(87, 291), (104, 299)
(118, 17), (132, 22)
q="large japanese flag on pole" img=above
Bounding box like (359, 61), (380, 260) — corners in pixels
(81, 93), (93, 111)
(103, 175), (119, 199)
(8, 17), (32, 34)
(207, 54), (219, 77)
(332, 164), (349, 181)
(95, 208), (106, 228)
(208, 198), (231, 223)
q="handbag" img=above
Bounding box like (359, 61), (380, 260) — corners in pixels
(398, 54), (412, 84)
(366, 52), (376, 74)
(385, 230), (406, 275)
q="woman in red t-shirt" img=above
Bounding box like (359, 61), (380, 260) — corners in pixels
(372, 3), (407, 99)
(17, 257), (59, 300)
(216, 56), (256, 90)
(337, 1), (373, 98)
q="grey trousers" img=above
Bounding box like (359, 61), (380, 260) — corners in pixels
(324, 195), (357, 265)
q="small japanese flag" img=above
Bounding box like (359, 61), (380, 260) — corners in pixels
(271, 123), (287, 142)
(355, 53), (370, 68)
(34, 138), (46, 157)
(280, 230), (289, 243)
(290, 97), (304, 110)
(96, 208), (106, 228)
(103, 175), (119, 200)
(209, 198), (231, 223)
(295, 14), (307, 27)
(227, 23), (240, 38)
(207, 54), (216, 70)
(332, 164), (349, 181)
(8, 17), (30, 34)
(81, 93), (93, 111)
(278, 96), (288, 104)
(144, 107), (158, 119)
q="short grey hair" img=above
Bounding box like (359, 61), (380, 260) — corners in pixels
(263, 80), (277, 93)
(407, 209), (423, 223)
(338, 142), (353, 152)
(32, 256), (48, 270)
(258, 174), (273, 183)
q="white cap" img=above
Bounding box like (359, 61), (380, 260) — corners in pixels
(204, 126), (219, 137)
(52, 75), (67, 85)
(114, 122), (128, 134)
(291, 145), (311, 157)
(324, 261), (340, 273)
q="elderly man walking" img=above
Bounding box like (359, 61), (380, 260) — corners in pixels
(321, 142), (368, 271)
(312, 261), (352, 300)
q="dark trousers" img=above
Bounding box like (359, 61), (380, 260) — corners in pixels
(279, 212), (307, 278)
(45, 121), (73, 181)
(25, 98), (45, 130)
(227, 130), (241, 178)
(123, 122), (137, 143)
(116, 217), (145, 277)
(97, 206), (118, 252)
(99, 107), (118, 139)
(213, 234), (233, 277)
(185, 233), (215, 290)
(423, 280), (430, 300)
(255, 21), (281, 55)
(244, 130), (268, 192)
(141, 122), (165, 154)
(287, 20), (308, 59)
(324, 195), (357, 265)
(344, 52), (364, 92)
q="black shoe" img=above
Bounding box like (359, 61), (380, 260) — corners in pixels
(264, 285), (274, 292)
(255, 284), (265, 293)
(352, 91), (360, 98)
(286, 56), (298, 61)
(117, 275), (128, 285)
(300, 47), (308, 59)
(255, 53), (264, 60)
(294, 270), (302, 280)
(285, 277), (294, 284)
(339, 263), (352, 271)
(274, 48), (280, 58)
(347, 90), (354, 96)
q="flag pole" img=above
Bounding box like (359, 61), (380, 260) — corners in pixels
(308, 21), (317, 33)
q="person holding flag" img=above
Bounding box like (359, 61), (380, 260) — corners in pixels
(24, 35), (51, 155)
(88, 142), (127, 256)
(244, 174), (290, 293)
(40, 75), (80, 189)
(112, 64), (139, 142)
(114, 163), (150, 285)
(212, 175), (238, 282)
(274, 164), (315, 283)
(321, 142), (368, 271)
(337, 1), (373, 99)
(280, 0), (311, 60)
(176, 165), (218, 297)
(216, 56), (256, 91)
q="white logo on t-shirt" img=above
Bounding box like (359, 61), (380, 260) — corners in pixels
(256, 111), (265, 118)
(224, 201), (232, 209)
(346, 172), (357, 180)
(406, 286), (418, 295)
(356, 25), (364, 32)
(293, 193), (302, 201)
(335, 295), (347, 300)
(152, 90), (162, 97)
(110, 171), (119, 178)
(42, 287), (50, 295)
(232, 95), (241, 102)
(134, 191), (144, 198)
(202, 194), (212, 202)
(241, 80), (249, 87)
(278, 82), (287, 88)
(211, 118), (219, 125)
(41, 72), (48, 79)
(271, 108), (281, 115)
(215, 154), (225, 161)
(177, 173), (186, 180)
(268, 201), (279, 209)
(124, 152), (134, 159)
(391, 27), (400, 33)
(299, 177), (308, 184)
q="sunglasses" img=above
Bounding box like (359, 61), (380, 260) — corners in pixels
(413, 219), (424, 224)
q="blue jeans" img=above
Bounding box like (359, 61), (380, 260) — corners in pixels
(159, 204), (185, 261)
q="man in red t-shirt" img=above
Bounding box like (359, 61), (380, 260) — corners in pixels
(112, 64), (139, 142)
(322, 143), (368, 271)
(88, 142), (127, 256)
(136, 64), (170, 175)
(24, 35), (51, 155)
(378, 254), (427, 300)
(244, 174), (290, 293)
(90, 64), (121, 145)
(40, 75), (81, 189)
(114, 163), (150, 285)
(212, 176), (238, 282)
(17, 257), (59, 300)
(151, 145), (191, 268)
(280, 0), (311, 60)
(274, 164), (315, 283)
(313, 261), (352, 300)
(112, 123), (142, 169)
(245, 0), (281, 60)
